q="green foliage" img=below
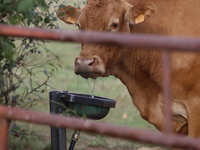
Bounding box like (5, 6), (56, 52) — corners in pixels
(0, 0), (63, 148)
(90, 135), (108, 147)
(0, 0), (58, 27)
(9, 123), (51, 150)
(0, 37), (15, 63)
(0, 0), (60, 106)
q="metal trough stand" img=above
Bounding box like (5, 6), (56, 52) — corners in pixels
(49, 90), (116, 150)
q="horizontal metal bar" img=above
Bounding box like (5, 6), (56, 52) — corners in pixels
(1, 25), (200, 52)
(0, 105), (200, 149)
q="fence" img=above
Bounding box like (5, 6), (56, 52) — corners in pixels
(0, 24), (200, 150)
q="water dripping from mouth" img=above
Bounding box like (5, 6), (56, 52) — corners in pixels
(86, 78), (96, 98)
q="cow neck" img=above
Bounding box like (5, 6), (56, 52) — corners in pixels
(113, 49), (164, 130)
(116, 49), (163, 98)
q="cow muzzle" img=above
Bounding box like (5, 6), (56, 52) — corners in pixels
(74, 55), (105, 79)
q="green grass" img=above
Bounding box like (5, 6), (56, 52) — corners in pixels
(8, 1), (159, 149)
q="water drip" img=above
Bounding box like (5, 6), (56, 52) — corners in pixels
(86, 79), (96, 98)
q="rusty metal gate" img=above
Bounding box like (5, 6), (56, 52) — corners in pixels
(1, 24), (200, 150)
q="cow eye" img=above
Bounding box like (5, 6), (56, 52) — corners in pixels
(111, 23), (119, 31)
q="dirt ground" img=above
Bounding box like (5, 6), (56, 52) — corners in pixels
(75, 145), (162, 150)
(76, 145), (136, 150)
(69, 132), (162, 150)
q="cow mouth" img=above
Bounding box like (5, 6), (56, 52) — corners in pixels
(74, 55), (106, 79)
(76, 72), (102, 79)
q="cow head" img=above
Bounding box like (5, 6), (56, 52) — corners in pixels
(57, 0), (156, 79)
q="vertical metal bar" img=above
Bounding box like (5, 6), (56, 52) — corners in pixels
(162, 50), (173, 134)
(49, 91), (67, 150)
(50, 91), (59, 150)
(0, 117), (8, 150)
(58, 128), (67, 150)
(56, 92), (67, 150)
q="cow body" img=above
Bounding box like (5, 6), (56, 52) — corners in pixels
(57, 0), (200, 138)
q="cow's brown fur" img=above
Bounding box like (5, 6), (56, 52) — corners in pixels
(57, 0), (200, 138)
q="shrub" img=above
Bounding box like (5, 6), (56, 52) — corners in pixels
(0, 0), (60, 107)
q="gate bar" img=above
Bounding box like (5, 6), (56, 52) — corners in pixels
(162, 50), (173, 133)
(1, 25), (200, 52)
(0, 117), (8, 150)
(0, 105), (200, 150)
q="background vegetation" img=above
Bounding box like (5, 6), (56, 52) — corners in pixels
(0, 0), (158, 149)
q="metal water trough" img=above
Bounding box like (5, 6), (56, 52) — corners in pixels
(49, 90), (116, 150)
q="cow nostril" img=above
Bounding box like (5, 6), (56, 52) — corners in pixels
(88, 58), (95, 66)
(76, 59), (81, 66)
(75, 57), (100, 68)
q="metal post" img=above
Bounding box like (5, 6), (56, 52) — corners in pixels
(0, 117), (8, 150)
(49, 91), (67, 150)
(162, 51), (173, 134)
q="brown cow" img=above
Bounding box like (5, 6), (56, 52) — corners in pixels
(57, 0), (200, 138)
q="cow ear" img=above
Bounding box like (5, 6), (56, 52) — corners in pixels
(57, 5), (81, 24)
(126, 2), (156, 24)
